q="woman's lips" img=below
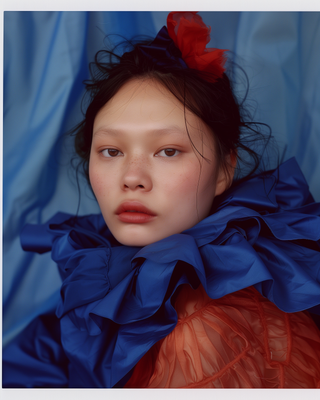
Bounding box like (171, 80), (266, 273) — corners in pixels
(116, 202), (157, 224)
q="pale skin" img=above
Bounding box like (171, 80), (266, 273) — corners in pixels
(89, 78), (234, 247)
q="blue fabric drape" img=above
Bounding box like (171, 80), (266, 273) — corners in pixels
(3, 11), (320, 346)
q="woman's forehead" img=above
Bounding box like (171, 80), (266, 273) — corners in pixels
(96, 78), (183, 115)
(93, 78), (212, 140)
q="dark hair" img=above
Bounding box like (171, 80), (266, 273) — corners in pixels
(73, 36), (272, 188)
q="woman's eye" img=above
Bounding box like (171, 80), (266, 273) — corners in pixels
(157, 148), (180, 157)
(101, 149), (123, 158)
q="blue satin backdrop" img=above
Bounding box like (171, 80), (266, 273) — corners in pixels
(3, 11), (320, 346)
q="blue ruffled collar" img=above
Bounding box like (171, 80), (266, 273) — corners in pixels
(20, 158), (320, 387)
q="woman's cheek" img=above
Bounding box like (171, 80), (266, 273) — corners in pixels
(164, 169), (199, 203)
(89, 163), (107, 197)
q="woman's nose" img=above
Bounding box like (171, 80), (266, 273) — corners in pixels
(121, 156), (153, 192)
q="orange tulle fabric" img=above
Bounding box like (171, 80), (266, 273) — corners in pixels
(125, 285), (320, 388)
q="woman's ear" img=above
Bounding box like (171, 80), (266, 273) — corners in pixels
(215, 151), (237, 196)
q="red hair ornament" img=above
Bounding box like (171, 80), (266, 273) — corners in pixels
(167, 12), (227, 82)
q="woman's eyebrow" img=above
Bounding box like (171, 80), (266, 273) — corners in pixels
(151, 127), (187, 137)
(93, 128), (119, 137)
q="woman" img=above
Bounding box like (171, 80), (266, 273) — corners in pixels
(3, 11), (320, 388)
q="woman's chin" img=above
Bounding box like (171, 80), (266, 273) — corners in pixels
(115, 236), (157, 247)
(112, 228), (170, 247)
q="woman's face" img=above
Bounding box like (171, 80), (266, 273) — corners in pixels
(89, 78), (229, 246)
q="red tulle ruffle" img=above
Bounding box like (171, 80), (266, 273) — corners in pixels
(125, 285), (320, 388)
(167, 12), (227, 81)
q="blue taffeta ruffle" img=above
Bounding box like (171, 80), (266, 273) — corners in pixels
(18, 158), (320, 387)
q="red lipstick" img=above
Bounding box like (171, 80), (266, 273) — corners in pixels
(115, 201), (157, 224)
